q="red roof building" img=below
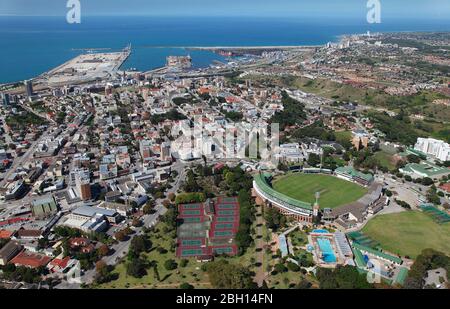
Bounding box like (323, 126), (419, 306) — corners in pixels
(439, 183), (450, 194)
(47, 256), (75, 273)
(10, 251), (52, 268)
(0, 229), (14, 239)
(69, 237), (90, 248)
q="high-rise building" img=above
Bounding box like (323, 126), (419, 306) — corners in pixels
(414, 138), (450, 162)
(1, 93), (10, 106)
(25, 80), (34, 97)
(140, 140), (152, 162)
(161, 142), (171, 161)
(75, 169), (91, 201)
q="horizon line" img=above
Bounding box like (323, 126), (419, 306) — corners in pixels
(1, 14), (450, 20)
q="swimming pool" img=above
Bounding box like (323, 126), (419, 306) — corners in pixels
(312, 229), (330, 234)
(317, 238), (337, 263)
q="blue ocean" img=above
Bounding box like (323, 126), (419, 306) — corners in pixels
(0, 16), (449, 83)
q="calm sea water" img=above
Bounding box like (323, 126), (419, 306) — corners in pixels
(0, 16), (449, 83)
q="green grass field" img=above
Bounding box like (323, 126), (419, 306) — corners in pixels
(373, 151), (396, 171)
(362, 211), (450, 258)
(272, 173), (368, 209)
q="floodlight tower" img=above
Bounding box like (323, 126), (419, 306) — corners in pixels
(313, 191), (320, 217)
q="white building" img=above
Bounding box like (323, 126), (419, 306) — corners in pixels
(414, 138), (450, 162)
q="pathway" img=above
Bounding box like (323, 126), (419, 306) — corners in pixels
(254, 204), (266, 287)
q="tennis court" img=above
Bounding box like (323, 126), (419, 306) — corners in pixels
(218, 210), (237, 216)
(216, 204), (238, 210)
(217, 216), (236, 222)
(214, 223), (235, 229)
(180, 203), (202, 210)
(182, 217), (202, 223)
(214, 230), (233, 237)
(182, 210), (202, 215)
(176, 197), (240, 259)
(212, 247), (234, 254)
(181, 239), (204, 246)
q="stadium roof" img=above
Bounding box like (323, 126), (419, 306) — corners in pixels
(335, 166), (374, 182)
(352, 242), (403, 265)
(253, 173), (312, 210)
(352, 246), (367, 269)
(401, 162), (450, 177)
(393, 267), (409, 286)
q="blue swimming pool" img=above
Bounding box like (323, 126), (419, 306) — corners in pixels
(312, 229), (330, 234)
(317, 238), (337, 263)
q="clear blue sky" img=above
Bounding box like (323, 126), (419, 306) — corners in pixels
(1, 0), (449, 19)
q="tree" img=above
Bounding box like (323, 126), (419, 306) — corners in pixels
(95, 260), (108, 276)
(296, 279), (312, 289)
(126, 258), (147, 278)
(206, 260), (256, 289)
(407, 154), (421, 164)
(307, 153), (321, 167)
(129, 235), (152, 259)
(265, 207), (286, 231)
(131, 218), (142, 227)
(316, 265), (372, 289)
(175, 192), (205, 204)
(143, 201), (155, 215)
(94, 260), (114, 284)
(164, 259), (178, 271)
(180, 259), (189, 268)
(168, 192), (176, 202)
(114, 230), (127, 242)
(287, 262), (301, 272)
(274, 263), (288, 273)
(162, 199), (171, 208)
(97, 244), (110, 257)
(405, 248), (450, 289)
(161, 208), (178, 231)
(180, 282), (194, 289)
(422, 177), (434, 186)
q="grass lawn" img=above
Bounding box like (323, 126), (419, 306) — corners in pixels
(373, 151), (396, 171)
(273, 174), (368, 209)
(98, 219), (261, 289)
(335, 131), (352, 143)
(362, 211), (450, 258)
(97, 223), (212, 289)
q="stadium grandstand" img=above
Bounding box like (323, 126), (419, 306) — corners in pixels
(253, 173), (315, 223)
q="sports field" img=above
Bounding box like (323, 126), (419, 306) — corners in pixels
(362, 211), (450, 258)
(272, 173), (368, 209)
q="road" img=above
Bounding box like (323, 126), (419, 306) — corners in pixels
(0, 127), (50, 188)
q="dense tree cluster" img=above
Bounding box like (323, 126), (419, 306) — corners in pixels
(264, 207), (287, 232)
(175, 192), (206, 204)
(223, 110), (244, 122)
(128, 235), (152, 260)
(149, 109), (187, 125)
(404, 249), (450, 289)
(0, 264), (45, 284)
(292, 121), (336, 142)
(205, 260), (257, 289)
(368, 111), (420, 146)
(316, 265), (373, 289)
(222, 166), (255, 254)
(271, 91), (307, 130)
